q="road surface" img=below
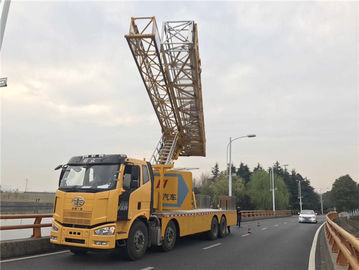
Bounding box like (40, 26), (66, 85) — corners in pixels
(1, 215), (326, 270)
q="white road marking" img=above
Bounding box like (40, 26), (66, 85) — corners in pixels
(274, 224), (279, 227)
(241, 233), (250, 237)
(284, 222), (288, 224)
(0, 250), (69, 263)
(202, 243), (222, 250)
(308, 222), (325, 270)
(141, 267), (155, 270)
(261, 227), (267, 230)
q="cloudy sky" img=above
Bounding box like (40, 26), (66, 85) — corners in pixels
(1, 1), (358, 193)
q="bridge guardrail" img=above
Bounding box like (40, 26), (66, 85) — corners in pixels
(0, 210), (291, 239)
(0, 213), (53, 238)
(325, 212), (359, 270)
(241, 210), (291, 220)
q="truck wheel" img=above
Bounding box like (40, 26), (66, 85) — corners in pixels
(162, 220), (177, 252)
(70, 247), (88, 255)
(218, 216), (227, 238)
(126, 220), (148, 260)
(207, 217), (218, 240)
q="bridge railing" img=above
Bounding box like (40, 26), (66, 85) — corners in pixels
(325, 212), (359, 269)
(0, 213), (53, 238)
(241, 210), (291, 219)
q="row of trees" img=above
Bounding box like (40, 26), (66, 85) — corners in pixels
(322, 175), (359, 212)
(194, 162), (358, 212)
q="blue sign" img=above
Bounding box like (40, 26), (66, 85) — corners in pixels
(154, 173), (189, 207)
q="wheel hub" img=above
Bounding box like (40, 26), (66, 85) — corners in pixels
(134, 230), (145, 251)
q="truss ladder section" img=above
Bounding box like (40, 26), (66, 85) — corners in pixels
(161, 21), (206, 157)
(125, 17), (179, 138)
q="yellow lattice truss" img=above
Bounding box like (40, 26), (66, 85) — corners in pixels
(125, 17), (206, 164)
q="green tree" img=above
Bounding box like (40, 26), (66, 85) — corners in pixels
(211, 163), (220, 179)
(236, 162), (251, 184)
(330, 175), (359, 212)
(247, 170), (289, 210)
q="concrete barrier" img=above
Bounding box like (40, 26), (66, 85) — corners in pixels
(0, 237), (66, 260)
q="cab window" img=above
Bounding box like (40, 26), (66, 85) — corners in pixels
(123, 164), (140, 190)
(142, 165), (150, 184)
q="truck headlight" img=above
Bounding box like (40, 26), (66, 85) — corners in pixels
(52, 222), (59, 231)
(94, 226), (115, 235)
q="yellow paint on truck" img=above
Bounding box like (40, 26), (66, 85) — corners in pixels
(50, 155), (236, 258)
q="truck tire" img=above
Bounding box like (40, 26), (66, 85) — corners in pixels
(162, 220), (177, 252)
(70, 247), (88, 255)
(218, 216), (227, 238)
(126, 220), (148, 260)
(207, 217), (218, 240)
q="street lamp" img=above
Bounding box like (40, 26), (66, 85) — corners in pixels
(226, 134), (256, 196)
(298, 180), (303, 212)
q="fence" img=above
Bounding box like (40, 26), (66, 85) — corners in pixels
(0, 210), (292, 239)
(241, 210), (291, 220)
(325, 212), (359, 270)
(0, 213), (53, 238)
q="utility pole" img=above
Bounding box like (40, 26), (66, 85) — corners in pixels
(228, 137), (232, 196)
(319, 189), (323, 215)
(25, 178), (28, 192)
(270, 167), (276, 212)
(298, 180), (303, 212)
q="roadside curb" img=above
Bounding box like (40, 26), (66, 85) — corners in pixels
(0, 237), (67, 260)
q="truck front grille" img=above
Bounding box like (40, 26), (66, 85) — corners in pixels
(65, 238), (85, 244)
(63, 210), (91, 225)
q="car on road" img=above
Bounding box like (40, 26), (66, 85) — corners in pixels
(298, 210), (317, 223)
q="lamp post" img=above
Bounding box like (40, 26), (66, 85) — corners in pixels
(319, 189), (323, 215)
(270, 166), (275, 212)
(298, 180), (303, 212)
(283, 164), (289, 172)
(226, 134), (256, 196)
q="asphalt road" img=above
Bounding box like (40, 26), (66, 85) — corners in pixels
(1, 215), (326, 270)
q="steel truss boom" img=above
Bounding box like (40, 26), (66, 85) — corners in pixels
(125, 16), (206, 164)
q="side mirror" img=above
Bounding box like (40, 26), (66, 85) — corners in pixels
(54, 164), (63, 170)
(130, 166), (140, 189)
(131, 166), (140, 181)
(130, 179), (139, 189)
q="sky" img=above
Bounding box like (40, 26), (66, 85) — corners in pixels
(0, 1), (358, 193)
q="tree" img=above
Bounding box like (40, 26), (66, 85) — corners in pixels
(247, 169), (289, 210)
(330, 175), (359, 212)
(211, 163), (220, 179)
(236, 162), (251, 184)
(253, 163), (263, 172)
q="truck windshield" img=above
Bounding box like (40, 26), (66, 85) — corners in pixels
(59, 164), (120, 192)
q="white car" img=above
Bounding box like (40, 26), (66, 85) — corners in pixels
(298, 210), (317, 223)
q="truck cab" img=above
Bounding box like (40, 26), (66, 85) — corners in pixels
(51, 154), (153, 258)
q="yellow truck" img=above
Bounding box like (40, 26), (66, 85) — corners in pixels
(50, 17), (236, 260)
(50, 154), (236, 259)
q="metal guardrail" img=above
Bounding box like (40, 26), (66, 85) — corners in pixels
(0, 213), (53, 238)
(0, 210), (291, 240)
(241, 210), (292, 219)
(325, 212), (359, 270)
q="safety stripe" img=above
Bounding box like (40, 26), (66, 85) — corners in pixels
(159, 211), (233, 218)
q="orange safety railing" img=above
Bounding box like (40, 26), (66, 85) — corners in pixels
(240, 210), (291, 219)
(325, 212), (359, 270)
(0, 213), (53, 238)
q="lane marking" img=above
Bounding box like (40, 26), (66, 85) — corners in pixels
(241, 233), (250, 237)
(0, 250), (69, 263)
(308, 222), (325, 270)
(141, 267), (155, 270)
(284, 222), (288, 224)
(202, 243), (222, 250)
(274, 224), (279, 227)
(261, 227), (267, 230)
